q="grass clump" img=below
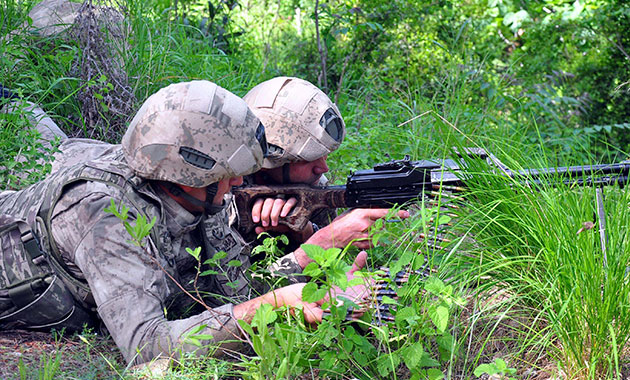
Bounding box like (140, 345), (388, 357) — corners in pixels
(449, 153), (630, 378)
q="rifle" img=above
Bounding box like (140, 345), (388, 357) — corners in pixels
(232, 148), (630, 233)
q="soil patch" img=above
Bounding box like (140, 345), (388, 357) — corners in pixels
(0, 329), (124, 379)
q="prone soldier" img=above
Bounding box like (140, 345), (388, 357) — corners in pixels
(0, 80), (368, 364)
(231, 77), (408, 275)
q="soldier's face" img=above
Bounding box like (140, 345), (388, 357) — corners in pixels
(171, 176), (243, 213)
(213, 176), (244, 204)
(265, 155), (329, 185)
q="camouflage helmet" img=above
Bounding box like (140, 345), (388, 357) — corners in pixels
(122, 80), (267, 187)
(244, 77), (345, 169)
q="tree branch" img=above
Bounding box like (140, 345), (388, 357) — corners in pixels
(314, 0), (328, 90)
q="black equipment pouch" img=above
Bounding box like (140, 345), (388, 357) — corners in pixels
(0, 214), (93, 332)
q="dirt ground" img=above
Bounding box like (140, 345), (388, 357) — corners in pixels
(0, 329), (124, 380)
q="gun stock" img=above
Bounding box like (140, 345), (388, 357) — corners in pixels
(233, 184), (347, 233)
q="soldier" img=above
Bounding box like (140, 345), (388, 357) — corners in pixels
(232, 77), (407, 275)
(0, 80), (363, 365)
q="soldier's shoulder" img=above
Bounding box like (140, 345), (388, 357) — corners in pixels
(52, 141), (120, 173)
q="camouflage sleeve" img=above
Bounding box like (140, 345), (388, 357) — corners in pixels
(51, 186), (244, 364)
(268, 252), (308, 283)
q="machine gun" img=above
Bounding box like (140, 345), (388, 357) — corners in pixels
(232, 148), (630, 234)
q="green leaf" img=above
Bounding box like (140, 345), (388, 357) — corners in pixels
(199, 269), (218, 276)
(381, 295), (398, 305)
(302, 282), (328, 303)
(182, 324), (210, 347)
(227, 259), (242, 267)
(277, 357), (289, 379)
(191, 334), (214, 341)
(237, 320), (255, 337)
(424, 276), (445, 295)
(391, 250), (413, 275)
(428, 304), (449, 333)
(496, 358), (507, 371)
(317, 322), (339, 347)
(251, 303), (277, 329)
(437, 214), (451, 225)
(186, 338), (202, 347)
(418, 351), (440, 367)
(210, 251), (227, 262)
(425, 368), (444, 380)
(322, 247), (341, 266)
(395, 306), (416, 326)
(376, 353), (400, 377)
(329, 265), (348, 290)
(402, 342), (424, 370)
(348, 275), (366, 287)
(302, 262), (322, 278)
(474, 363), (498, 376)
(437, 332), (454, 360)
(186, 247), (201, 261)
(300, 244), (325, 264)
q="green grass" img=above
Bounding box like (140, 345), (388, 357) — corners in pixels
(446, 154), (630, 378)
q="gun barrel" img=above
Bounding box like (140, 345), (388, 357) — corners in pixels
(517, 162), (630, 188)
(519, 162), (630, 178)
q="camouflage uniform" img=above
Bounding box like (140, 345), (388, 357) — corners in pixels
(0, 81), (267, 364)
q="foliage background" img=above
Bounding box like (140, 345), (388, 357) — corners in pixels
(1, 0), (629, 379)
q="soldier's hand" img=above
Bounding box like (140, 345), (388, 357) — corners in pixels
(234, 283), (324, 324)
(251, 196), (298, 228)
(308, 208), (409, 250)
(318, 250), (372, 306)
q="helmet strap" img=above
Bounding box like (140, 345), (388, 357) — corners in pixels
(164, 182), (224, 215)
(282, 163), (291, 184)
(204, 183), (225, 215)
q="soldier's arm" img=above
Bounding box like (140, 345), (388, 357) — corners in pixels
(266, 208), (410, 280)
(53, 190), (244, 365)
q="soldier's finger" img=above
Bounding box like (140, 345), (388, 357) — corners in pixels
(251, 198), (264, 223)
(280, 197), (298, 218)
(396, 210), (411, 219)
(363, 208), (410, 221)
(270, 198), (286, 226)
(260, 198), (277, 226)
(301, 303), (323, 325)
(350, 250), (368, 273)
(356, 208), (390, 220)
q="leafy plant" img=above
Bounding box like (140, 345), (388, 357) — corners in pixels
(0, 97), (59, 190)
(474, 358), (517, 380)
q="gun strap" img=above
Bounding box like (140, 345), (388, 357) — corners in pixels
(163, 182), (224, 215)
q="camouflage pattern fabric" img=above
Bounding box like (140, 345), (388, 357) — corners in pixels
(0, 144), (252, 364)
